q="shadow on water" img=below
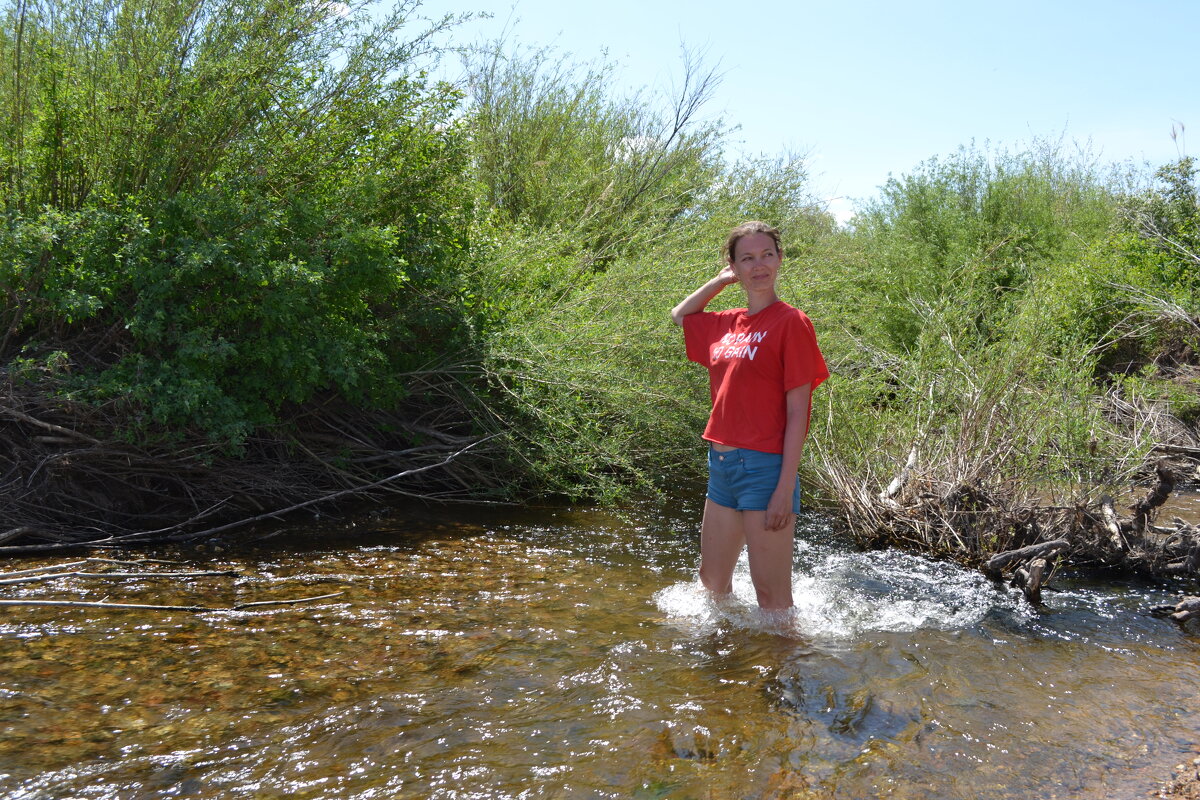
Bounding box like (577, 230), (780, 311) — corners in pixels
(1, 500), (1199, 799)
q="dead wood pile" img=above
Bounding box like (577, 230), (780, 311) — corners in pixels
(0, 377), (504, 555)
(827, 451), (1200, 608)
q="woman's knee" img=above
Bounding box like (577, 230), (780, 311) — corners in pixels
(698, 562), (734, 595)
(752, 581), (793, 609)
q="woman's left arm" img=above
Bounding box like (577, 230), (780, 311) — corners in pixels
(765, 383), (813, 531)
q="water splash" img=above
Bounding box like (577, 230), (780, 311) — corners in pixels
(655, 546), (1029, 640)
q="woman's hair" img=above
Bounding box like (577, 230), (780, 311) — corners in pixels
(724, 221), (783, 262)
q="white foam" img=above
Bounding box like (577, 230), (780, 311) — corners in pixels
(654, 548), (1026, 641)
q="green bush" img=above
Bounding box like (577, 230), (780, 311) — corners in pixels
(800, 141), (1164, 513)
(845, 141), (1118, 353)
(1, 0), (475, 446)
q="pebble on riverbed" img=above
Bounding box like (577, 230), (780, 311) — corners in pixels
(1156, 755), (1200, 799)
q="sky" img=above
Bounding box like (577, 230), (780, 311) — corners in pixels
(411, 0), (1197, 223)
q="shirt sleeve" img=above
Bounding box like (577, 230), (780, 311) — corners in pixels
(781, 310), (829, 392)
(682, 312), (719, 365)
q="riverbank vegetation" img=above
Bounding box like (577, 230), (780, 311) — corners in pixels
(816, 149), (1200, 590)
(2, 0), (1198, 584)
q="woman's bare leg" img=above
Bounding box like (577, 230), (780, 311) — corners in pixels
(743, 510), (796, 609)
(698, 499), (745, 596)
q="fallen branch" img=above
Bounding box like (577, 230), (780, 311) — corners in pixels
(0, 404), (102, 445)
(1152, 443), (1200, 458)
(0, 560), (91, 578)
(1133, 461), (1175, 534)
(161, 435), (496, 543)
(0, 558), (182, 578)
(1012, 557), (1048, 605)
(1100, 497), (1125, 552)
(1151, 596), (1200, 624)
(233, 593), (346, 609)
(879, 446), (918, 506)
(0, 569), (237, 586)
(1, 373), (508, 552)
(1161, 545), (1200, 576)
(0, 591), (344, 612)
(0, 527), (37, 546)
(983, 539), (1070, 578)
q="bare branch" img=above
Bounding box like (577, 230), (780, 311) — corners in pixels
(0, 592), (344, 612)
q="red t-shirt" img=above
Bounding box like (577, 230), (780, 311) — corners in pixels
(682, 300), (828, 454)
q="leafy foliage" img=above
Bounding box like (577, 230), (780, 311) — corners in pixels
(802, 142), (1182, 516)
(455, 44), (834, 497)
(1, 0), (1195, 512)
(1, 0), (473, 444)
(843, 141), (1117, 353)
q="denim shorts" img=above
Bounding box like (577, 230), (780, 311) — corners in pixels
(706, 445), (801, 513)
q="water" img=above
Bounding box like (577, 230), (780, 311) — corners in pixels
(1, 501), (1198, 799)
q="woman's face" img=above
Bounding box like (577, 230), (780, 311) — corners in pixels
(728, 231), (782, 291)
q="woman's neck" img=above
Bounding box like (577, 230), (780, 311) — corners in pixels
(744, 290), (779, 315)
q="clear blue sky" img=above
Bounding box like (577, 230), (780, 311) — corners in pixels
(413, 0), (1197, 222)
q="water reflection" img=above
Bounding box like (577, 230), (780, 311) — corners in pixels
(0, 504), (1197, 799)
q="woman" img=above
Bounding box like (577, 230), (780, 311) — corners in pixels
(670, 221), (828, 610)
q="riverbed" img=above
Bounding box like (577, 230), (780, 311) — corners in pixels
(1, 500), (1198, 799)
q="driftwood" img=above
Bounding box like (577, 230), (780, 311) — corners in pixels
(1010, 558), (1049, 605)
(0, 557), (178, 575)
(0, 393), (497, 555)
(1151, 596), (1200, 624)
(1160, 544), (1200, 576)
(1100, 497), (1125, 552)
(1134, 461), (1176, 533)
(0, 558), (346, 614)
(1153, 443), (1200, 457)
(983, 539), (1070, 577)
(0, 592), (344, 612)
(879, 446), (918, 507)
(0, 527), (37, 546)
(827, 443), (1200, 612)
(0, 568), (238, 586)
(986, 541), (1069, 606)
(0, 404), (102, 445)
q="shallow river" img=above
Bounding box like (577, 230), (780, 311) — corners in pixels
(1, 499), (1199, 799)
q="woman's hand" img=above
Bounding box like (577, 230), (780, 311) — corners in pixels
(670, 266), (739, 325)
(765, 486), (794, 531)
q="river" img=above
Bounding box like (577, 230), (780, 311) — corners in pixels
(1, 499), (1198, 799)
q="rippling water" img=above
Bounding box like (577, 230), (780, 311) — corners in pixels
(1, 501), (1198, 799)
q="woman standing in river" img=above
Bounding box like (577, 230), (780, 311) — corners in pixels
(670, 221), (828, 610)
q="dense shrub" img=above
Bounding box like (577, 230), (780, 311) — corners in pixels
(1, 0), (473, 445)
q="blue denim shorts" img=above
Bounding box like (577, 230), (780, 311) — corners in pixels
(706, 445), (801, 513)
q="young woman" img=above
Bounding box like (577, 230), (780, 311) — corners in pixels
(670, 221), (828, 610)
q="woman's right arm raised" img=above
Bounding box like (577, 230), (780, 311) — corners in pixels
(670, 267), (737, 326)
